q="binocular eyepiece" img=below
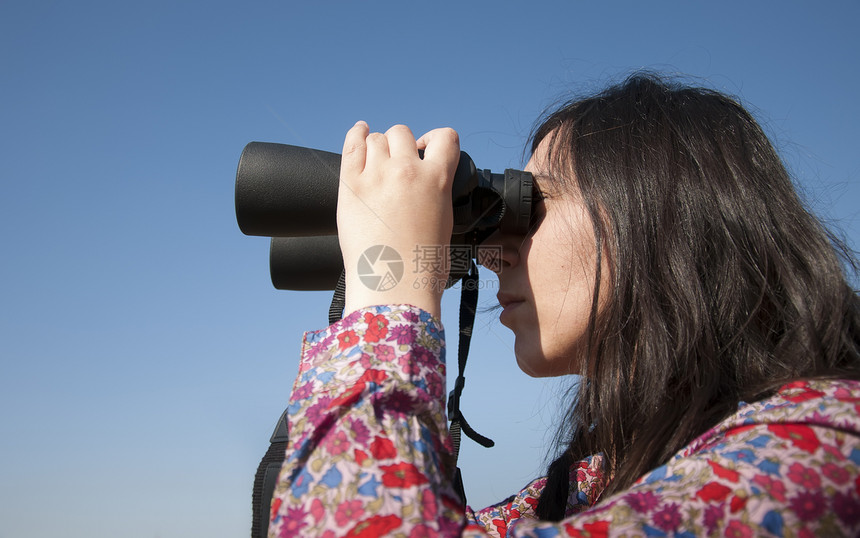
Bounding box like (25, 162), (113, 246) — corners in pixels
(235, 142), (534, 290)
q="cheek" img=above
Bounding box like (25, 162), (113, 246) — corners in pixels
(512, 296), (589, 378)
(520, 223), (599, 376)
(512, 310), (561, 377)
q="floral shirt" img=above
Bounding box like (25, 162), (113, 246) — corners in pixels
(269, 305), (860, 537)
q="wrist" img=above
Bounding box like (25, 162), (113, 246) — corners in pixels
(344, 276), (443, 319)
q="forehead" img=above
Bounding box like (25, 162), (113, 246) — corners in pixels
(525, 136), (570, 197)
(525, 135), (551, 173)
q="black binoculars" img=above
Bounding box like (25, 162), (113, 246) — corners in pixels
(235, 142), (535, 290)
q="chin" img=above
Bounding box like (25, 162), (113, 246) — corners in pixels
(517, 357), (543, 377)
(514, 338), (550, 377)
(515, 353), (553, 378)
(515, 347), (580, 378)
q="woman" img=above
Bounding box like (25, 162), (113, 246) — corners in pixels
(268, 74), (860, 536)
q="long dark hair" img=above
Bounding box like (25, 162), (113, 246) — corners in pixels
(532, 74), (860, 520)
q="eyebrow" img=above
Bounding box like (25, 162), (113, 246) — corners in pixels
(531, 174), (557, 199)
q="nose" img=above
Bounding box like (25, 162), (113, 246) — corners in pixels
(477, 229), (519, 274)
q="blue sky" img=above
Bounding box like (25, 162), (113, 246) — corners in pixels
(1, 1), (858, 536)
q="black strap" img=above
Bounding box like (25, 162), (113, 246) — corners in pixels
(251, 410), (289, 538)
(447, 260), (495, 506)
(328, 270), (347, 325)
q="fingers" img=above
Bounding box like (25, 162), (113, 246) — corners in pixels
(416, 127), (460, 172)
(341, 121), (369, 177)
(344, 123), (417, 179)
(363, 131), (390, 174)
(343, 123), (459, 179)
(385, 125), (418, 158)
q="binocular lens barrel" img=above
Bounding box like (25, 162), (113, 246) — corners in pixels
(269, 236), (343, 291)
(236, 143), (342, 237)
(235, 142), (533, 290)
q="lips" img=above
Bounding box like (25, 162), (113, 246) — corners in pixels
(496, 292), (525, 309)
(497, 293), (524, 326)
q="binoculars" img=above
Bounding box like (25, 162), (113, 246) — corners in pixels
(235, 142), (535, 290)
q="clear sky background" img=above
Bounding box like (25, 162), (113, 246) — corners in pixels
(1, 2), (858, 536)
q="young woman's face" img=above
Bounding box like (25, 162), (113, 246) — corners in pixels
(484, 137), (607, 377)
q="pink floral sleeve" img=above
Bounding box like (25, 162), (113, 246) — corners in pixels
(269, 305), (466, 537)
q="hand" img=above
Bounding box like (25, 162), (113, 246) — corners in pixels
(337, 122), (460, 319)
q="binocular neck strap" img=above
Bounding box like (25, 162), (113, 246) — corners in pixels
(328, 270), (348, 325)
(447, 260), (495, 505)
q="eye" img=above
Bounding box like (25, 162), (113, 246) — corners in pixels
(528, 197), (546, 233)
